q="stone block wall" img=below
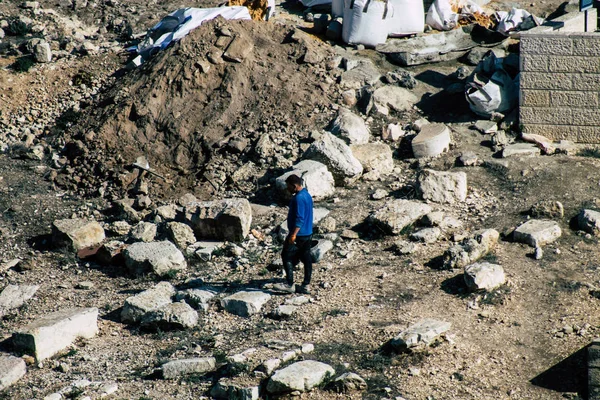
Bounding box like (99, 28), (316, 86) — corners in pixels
(520, 31), (600, 143)
(589, 339), (600, 399)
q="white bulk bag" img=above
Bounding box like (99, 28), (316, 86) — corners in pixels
(342, 0), (393, 47)
(332, 0), (344, 18)
(426, 0), (458, 31)
(388, 0), (424, 37)
(466, 70), (519, 117)
(301, 0), (332, 7)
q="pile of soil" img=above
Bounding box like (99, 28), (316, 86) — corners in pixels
(62, 17), (338, 199)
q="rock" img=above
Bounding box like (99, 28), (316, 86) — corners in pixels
(33, 42), (52, 63)
(13, 308), (98, 362)
(340, 60), (381, 89)
(156, 204), (179, 220)
(502, 143), (541, 158)
(393, 240), (417, 255)
(129, 222), (157, 242)
(0, 354), (26, 390)
(161, 357), (216, 379)
(534, 246), (543, 260)
(311, 239), (334, 262)
(422, 211), (444, 227)
(121, 281), (175, 323)
(21, 1), (40, 9)
(140, 301), (199, 331)
(350, 143), (394, 179)
(221, 291), (271, 317)
(267, 360), (335, 394)
(275, 160), (335, 201)
(175, 287), (218, 312)
(96, 240), (127, 265)
(369, 200), (432, 235)
(301, 343), (315, 353)
(107, 220), (132, 236)
(330, 109), (369, 145)
(473, 120), (498, 134)
(372, 86), (418, 115)
(412, 118), (430, 132)
(371, 189), (389, 200)
(52, 219), (105, 251)
(410, 227), (441, 244)
(165, 222), (196, 250)
(578, 209), (600, 235)
(382, 123), (405, 142)
(341, 229), (360, 239)
(305, 132), (363, 186)
(464, 262), (506, 291)
(184, 198), (252, 242)
(412, 123), (451, 158)
(390, 319), (451, 351)
(458, 151), (482, 167)
(273, 305), (298, 319)
(384, 68), (416, 89)
(0, 284), (39, 317)
(513, 220), (561, 247)
(190, 241), (224, 261)
(211, 379), (260, 400)
(341, 89), (357, 107)
(317, 216), (337, 233)
(417, 169), (467, 204)
(124, 241), (187, 277)
(257, 358), (281, 376)
(331, 372), (367, 392)
(530, 201), (564, 219)
(443, 229), (499, 269)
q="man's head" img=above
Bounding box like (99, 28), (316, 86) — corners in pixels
(285, 174), (303, 195)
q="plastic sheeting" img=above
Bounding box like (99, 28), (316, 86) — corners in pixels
(496, 8), (542, 35)
(135, 7), (252, 61)
(342, 0), (394, 47)
(388, 0), (424, 36)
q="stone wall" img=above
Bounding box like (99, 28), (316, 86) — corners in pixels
(520, 31), (600, 143)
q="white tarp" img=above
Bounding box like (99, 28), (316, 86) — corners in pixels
(134, 7), (252, 61)
(388, 0), (424, 36)
(342, 0), (394, 47)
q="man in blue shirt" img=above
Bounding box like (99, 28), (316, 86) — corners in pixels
(274, 174), (313, 294)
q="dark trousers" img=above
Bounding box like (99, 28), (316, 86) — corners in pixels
(281, 235), (312, 286)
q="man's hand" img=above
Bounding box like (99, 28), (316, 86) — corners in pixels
(287, 234), (297, 245)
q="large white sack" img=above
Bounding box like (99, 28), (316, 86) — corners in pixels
(332, 0), (344, 18)
(342, 0), (393, 47)
(301, 0), (332, 7)
(426, 0), (457, 31)
(388, 0), (424, 36)
(466, 70), (519, 117)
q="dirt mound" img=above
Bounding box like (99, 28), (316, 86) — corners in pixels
(63, 18), (337, 199)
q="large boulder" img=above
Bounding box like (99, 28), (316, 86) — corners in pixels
(329, 109), (369, 145)
(350, 143), (394, 180)
(275, 160), (335, 201)
(464, 262), (506, 291)
(52, 219), (105, 251)
(184, 198), (252, 242)
(513, 220), (561, 247)
(443, 229), (499, 269)
(368, 200), (432, 235)
(124, 241), (187, 277)
(267, 360), (335, 394)
(304, 132), (363, 186)
(372, 86), (418, 115)
(0, 354), (26, 390)
(417, 169), (467, 204)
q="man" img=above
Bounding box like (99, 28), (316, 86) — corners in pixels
(274, 174), (313, 294)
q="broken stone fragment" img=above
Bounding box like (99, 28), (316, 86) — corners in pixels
(0, 354), (26, 391)
(443, 229), (499, 269)
(329, 108), (369, 145)
(266, 360), (335, 394)
(513, 219), (561, 248)
(350, 143), (393, 180)
(121, 281), (175, 324)
(129, 221), (157, 242)
(184, 198), (252, 242)
(331, 372), (367, 393)
(0, 284), (39, 317)
(52, 219), (105, 251)
(391, 319), (451, 352)
(175, 287), (218, 312)
(464, 262), (506, 291)
(165, 222), (196, 250)
(368, 199), (432, 235)
(530, 200), (564, 219)
(124, 241), (187, 277)
(304, 132), (363, 186)
(221, 290), (271, 317)
(161, 357), (216, 379)
(13, 307), (98, 362)
(310, 239), (333, 263)
(417, 169), (467, 204)
(578, 209), (600, 236)
(140, 301), (198, 331)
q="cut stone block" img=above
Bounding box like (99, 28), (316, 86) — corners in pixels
(391, 319), (451, 351)
(579, 209), (600, 235)
(221, 291), (271, 318)
(162, 357), (216, 379)
(211, 378), (260, 400)
(140, 301), (198, 331)
(275, 160), (335, 201)
(464, 262), (506, 291)
(369, 200), (432, 235)
(267, 360), (335, 394)
(0, 354), (26, 390)
(412, 123), (451, 158)
(13, 307), (98, 361)
(502, 143), (541, 158)
(350, 143), (394, 180)
(124, 241), (187, 277)
(52, 219), (105, 251)
(0, 284), (39, 317)
(184, 198), (252, 242)
(417, 169), (467, 204)
(121, 281), (175, 324)
(513, 219), (561, 247)
(304, 132), (363, 186)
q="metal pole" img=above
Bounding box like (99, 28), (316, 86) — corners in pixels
(585, 9), (588, 32)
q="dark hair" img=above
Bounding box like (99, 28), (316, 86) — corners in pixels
(285, 174), (303, 186)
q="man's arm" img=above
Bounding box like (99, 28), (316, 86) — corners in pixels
(288, 194), (306, 244)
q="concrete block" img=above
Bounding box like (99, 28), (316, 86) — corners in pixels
(520, 90), (550, 107)
(0, 354), (26, 390)
(520, 124), (579, 142)
(577, 126), (600, 143)
(572, 109), (600, 126)
(572, 36), (600, 57)
(520, 35), (573, 56)
(520, 107), (572, 125)
(520, 72), (572, 90)
(520, 54), (548, 72)
(548, 56), (600, 73)
(570, 73), (600, 91)
(13, 307), (98, 361)
(550, 91), (598, 107)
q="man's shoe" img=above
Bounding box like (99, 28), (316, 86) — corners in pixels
(272, 283), (296, 294)
(296, 284), (311, 294)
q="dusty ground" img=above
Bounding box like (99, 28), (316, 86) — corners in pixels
(2, 0), (599, 399)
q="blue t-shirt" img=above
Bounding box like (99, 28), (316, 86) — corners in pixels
(287, 188), (313, 236)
